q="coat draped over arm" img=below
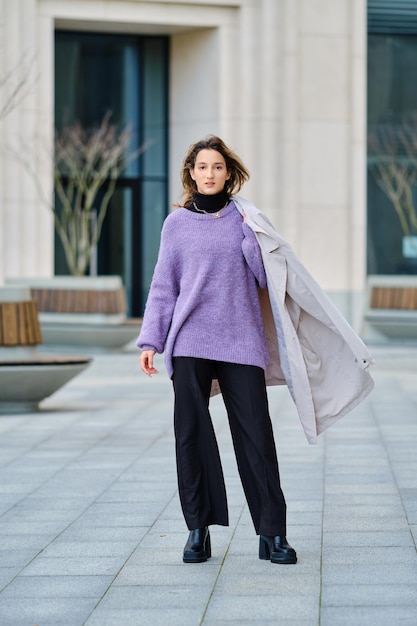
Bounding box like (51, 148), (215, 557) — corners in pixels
(232, 195), (375, 445)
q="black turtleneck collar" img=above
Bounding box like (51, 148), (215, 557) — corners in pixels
(187, 189), (230, 213)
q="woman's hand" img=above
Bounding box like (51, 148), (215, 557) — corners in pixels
(140, 350), (159, 377)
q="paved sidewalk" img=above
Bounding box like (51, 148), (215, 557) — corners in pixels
(0, 343), (416, 625)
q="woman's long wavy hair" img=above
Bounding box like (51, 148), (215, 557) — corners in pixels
(178, 135), (250, 207)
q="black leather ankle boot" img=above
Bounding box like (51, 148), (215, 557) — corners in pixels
(183, 527), (211, 563)
(259, 535), (297, 564)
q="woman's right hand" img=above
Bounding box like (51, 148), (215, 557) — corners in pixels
(140, 350), (158, 377)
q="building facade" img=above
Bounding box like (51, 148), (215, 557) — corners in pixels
(1, 0), (368, 321)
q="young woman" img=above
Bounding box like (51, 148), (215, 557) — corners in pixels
(137, 135), (297, 565)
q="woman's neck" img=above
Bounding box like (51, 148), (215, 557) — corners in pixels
(190, 190), (229, 213)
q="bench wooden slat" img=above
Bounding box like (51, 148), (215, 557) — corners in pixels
(32, 302), (42, 344)
(1, 303), (18, 345)
(23, 301), (35, 344)
(16, 302), (26, 344)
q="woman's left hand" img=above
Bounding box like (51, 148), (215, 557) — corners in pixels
(140, 350), (159, 377)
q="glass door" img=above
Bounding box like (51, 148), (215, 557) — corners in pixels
(55, 31), (168, 315)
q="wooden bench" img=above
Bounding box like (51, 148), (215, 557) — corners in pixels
(0, 301), (42, 346)
(370, 285), (417, 310)
(365, 276), (417, 339)
(30, 286), (126, 315)
(6, 276), (128, 325)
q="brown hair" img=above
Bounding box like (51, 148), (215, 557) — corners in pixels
(178, 135), (250, 207)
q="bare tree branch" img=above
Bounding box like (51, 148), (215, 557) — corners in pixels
(368, 117), (417, 241)
(0, 52), (37, 120)
(12, 112), (152, 275)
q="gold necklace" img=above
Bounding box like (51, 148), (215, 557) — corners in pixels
(192, 201), (229, 218)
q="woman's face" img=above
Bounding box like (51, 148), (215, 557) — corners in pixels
(190, 149), (231, 195)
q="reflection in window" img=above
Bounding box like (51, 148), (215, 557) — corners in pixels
(367, 3), (417, 275)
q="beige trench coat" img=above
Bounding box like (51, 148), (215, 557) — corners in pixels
(231, 195), (375, 445)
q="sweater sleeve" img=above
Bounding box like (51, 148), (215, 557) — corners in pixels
(241, 222), (267, 288)
(136, 219), (180, 353)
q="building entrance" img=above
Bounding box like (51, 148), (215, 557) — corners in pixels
(55, 31), (168, 315)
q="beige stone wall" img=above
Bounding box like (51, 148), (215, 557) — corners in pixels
(0, 0), (367, 324)
(0, 0), (54, 282)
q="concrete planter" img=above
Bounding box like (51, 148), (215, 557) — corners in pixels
(0, 286), (91, 414)
(0, 358), (91, 413)
(363, 275), (417, 341)
(7, 276), (128, 324)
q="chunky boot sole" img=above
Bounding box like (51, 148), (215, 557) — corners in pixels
(259, 535), (297, 565)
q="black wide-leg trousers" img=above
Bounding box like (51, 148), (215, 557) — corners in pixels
(172, 357), (287, 536)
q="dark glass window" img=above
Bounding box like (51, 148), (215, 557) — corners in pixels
(367, 2), (417, 275)
(54, 31), (168, 314)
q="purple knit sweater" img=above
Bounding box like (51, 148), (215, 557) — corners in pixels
(137, 201), (269, 378)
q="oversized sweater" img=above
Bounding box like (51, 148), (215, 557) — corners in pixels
(137, 201), (269, 377)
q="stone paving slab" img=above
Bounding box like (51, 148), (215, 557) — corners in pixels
(0, 344), (416, 625)
(0, 598), (100, 626)
(320, 607), (417, 626)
